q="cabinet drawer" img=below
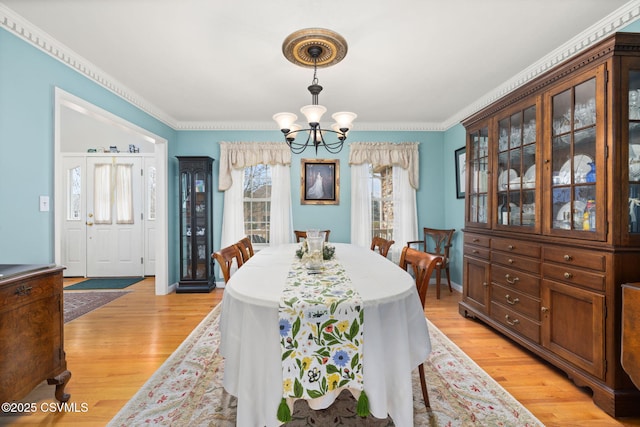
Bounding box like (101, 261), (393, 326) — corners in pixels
(491, 283), (541, 320)
(464, 244), (490, 260)
(492, 251), (541, 274)
(491, 302), (541, 343)
(464, 233), (490, 248)
(542, 264), (606, 292)
(492, 237), (540, 258)
(543, 246), (606, 272)
(0, 275), (56, 312)
(490, 264), (540, 296)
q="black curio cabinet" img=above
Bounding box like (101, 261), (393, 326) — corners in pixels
(177, 156), (215, 293)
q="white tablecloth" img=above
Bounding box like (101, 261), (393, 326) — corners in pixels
(219, 243), (430, 427)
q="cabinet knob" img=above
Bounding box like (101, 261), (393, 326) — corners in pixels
(564, 272), (573, 279)
(508, 258), (514, 264)
(507, 245), (514, 250)
(505, 294), (520, 305)
(505, 315), (520, 326)
(472, 238), (479, 242)
(472, 249), (479, 254)
(482, 282), (488, 287)
(541, 306), (549, 313)
(564, 254), (572, 261)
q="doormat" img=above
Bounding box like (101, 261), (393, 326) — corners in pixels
(64, 291), (129, 323)
(64, 277), (144, 290)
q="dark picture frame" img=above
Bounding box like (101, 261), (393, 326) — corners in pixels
(455, 146), (466, 199)
(301, 159), (340, 205)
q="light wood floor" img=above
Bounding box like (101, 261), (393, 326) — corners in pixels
(4, 277), (640, 426)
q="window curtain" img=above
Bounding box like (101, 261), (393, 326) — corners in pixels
(349, 142), (419, 256)
(218, 142), (293, 248)
(391, 166), (418, 262)
(350, 163), (372, 248)
(269, 163), (294, 245)
(115, 164), (134, 224)
(93, 163), (112, 224)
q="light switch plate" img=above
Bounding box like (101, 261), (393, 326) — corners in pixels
(39, 195), (50, 212)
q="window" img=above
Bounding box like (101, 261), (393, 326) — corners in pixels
(244, 164), (272, 244)
(370, 165), (393, 240)
(67, 166), (82, 220)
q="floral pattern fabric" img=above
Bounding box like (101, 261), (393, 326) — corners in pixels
(279, 257), (364, 403)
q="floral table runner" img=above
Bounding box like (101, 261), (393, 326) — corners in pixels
(277, 257), (368, 421)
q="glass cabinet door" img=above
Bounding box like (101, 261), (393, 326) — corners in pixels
(193, 170), (208, 280)
(547, 66), (603, 239)
(467, 126), (489, 227)
(495, 104), (538, 229)
(629, 69), (640, 235)
(180, 170), (193, 280)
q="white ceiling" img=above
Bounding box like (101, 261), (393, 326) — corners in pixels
(1, 0), (638, 131)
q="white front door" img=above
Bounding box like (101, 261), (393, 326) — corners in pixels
(86, 156), (143, 277)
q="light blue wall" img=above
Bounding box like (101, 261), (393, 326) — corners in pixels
(0, 28), (175, 264)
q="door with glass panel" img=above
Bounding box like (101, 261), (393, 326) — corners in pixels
(544, 65), (605, 240)
(86, 157), (143, 277)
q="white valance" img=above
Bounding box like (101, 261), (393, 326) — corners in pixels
(218, 142), (292, 190)
(348, 142), (420, 189)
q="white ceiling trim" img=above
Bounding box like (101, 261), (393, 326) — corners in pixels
(2, 2), (640, 132)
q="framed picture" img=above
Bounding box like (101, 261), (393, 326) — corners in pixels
(455, 146), (466, 199)
(301, 159), (340, 205)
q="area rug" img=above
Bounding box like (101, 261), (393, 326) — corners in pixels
(64, 291), (129, 323)
(64, 277), (144, 290)
(107, 304), (544, 426)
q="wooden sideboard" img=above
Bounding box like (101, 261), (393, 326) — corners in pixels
(0, 264), (71, 402)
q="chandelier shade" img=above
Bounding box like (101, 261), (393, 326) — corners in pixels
(274, 28), (356, 155)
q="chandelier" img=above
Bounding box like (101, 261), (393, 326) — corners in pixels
(273, 28), (357, 154)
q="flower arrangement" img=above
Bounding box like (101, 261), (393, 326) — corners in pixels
(295, 241), (336, 260)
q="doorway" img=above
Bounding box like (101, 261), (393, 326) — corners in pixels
(54, 88), (170, 294)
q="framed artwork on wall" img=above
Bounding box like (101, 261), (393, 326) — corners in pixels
(455, 146), (466, 199)
(301, 159), (340, 205)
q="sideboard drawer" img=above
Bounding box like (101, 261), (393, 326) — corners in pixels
(543, 246), (606, 272)
(490, 264), (540, 296)
(464, 233), (490, 248)
(491, 301), (540, 344)
(464, 244), (490, 260)
(492, 251), (541, 275)
(491, 237), (540, 258)
(492, 283), (541, 321)
(542, 263), (606, 292)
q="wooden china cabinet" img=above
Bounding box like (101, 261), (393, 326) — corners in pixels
(460, 32), (640, 417)
(177, 156), (215, 293)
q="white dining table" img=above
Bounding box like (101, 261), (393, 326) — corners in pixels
(219, 243), (430, 427)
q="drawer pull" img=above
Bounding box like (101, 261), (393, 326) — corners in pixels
(505, 294), (519, 305)
(505, 315), (520, 326)
(472, 238), (479, 242)
(508, 244), (514, 250)
(505, 274), (519, 285)
(483, 282), (488, 287)
(564, 272), (573, 279)
(472, 249), (479, 254)
(15, 285), (33, 296)
(508, 258), (514, 264)
(564, 254), (572, 261)
(541, 306), (549, 313)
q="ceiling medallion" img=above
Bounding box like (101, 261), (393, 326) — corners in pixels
(282, 28), (348, 69)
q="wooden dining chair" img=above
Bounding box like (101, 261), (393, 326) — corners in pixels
(370, 236), (395, 258)
(234, 236), (254, 264)
(406, 227), (455, 299)
(294, 230), (331, 242)
(414, 253), (444, 409)
(399, 246), (444, 305)
(212, 244), (243, 284)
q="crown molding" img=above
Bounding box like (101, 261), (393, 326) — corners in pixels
(2, 1), (640, 133)
(0, 4), (178, 129)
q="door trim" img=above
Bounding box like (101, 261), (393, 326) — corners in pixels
(54, 88), (171, 295)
